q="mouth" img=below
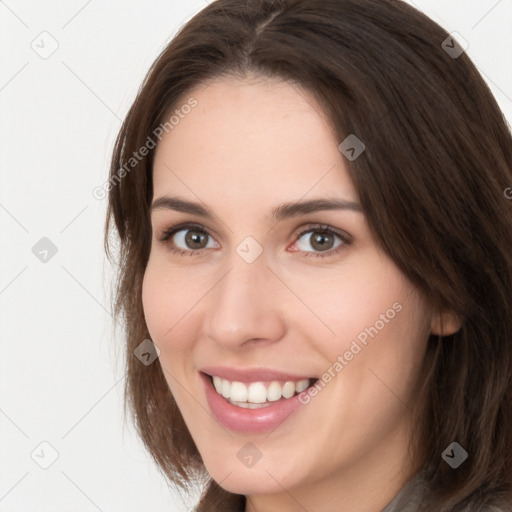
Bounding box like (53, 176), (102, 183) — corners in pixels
(199, 369), (321, 433)
(202, 371), (320, 409)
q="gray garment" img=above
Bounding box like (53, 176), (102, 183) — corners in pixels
(379, 465), (428, 512)
(379, 465), (512, 512)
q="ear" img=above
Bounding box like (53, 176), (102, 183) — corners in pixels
(430, 308), (462, 337)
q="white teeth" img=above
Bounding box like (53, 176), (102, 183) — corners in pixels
(295, 379), (309, 393)
(209, 375), (312, 404)
(248, 382), (268, 403)
(212, 375), (223, 394)
(229, 401), (273, 409)
(267, 381), (283, 402)
(230, 381), (248, 402)
(221, 379), (231, 399)
(282, 381), (296, 399)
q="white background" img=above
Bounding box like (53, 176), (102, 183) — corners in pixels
(1, 1), (511, 511)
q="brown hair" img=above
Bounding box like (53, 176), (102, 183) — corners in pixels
(105, 0), (512, 510)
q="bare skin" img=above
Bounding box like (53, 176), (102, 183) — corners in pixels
(142, 74), (460, 512)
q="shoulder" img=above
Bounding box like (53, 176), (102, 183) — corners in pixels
(380, 466), (512, 512)
(476, 504), (512, 512)
(380, 467), (429, 512)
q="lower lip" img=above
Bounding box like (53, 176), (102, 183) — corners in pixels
(200, 372), (312, 434)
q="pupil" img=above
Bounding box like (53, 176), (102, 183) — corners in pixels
(186, 231), (206, 249)
(312, 232), (333, 251)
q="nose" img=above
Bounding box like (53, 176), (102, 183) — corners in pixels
(203, 251), (287, 350)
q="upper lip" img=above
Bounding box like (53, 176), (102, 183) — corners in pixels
(200, 365), (317, 383)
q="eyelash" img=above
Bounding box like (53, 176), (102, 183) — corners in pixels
(156, 222), (351, 259)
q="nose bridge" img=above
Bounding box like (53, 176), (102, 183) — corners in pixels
(204, 247), (286, 347)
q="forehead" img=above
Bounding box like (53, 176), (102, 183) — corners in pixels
(152, 75), (358, 208)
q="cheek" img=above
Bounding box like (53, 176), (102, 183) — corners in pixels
(141, 264), (165, 340)
(296, 256), (429, 368)
(141, 261), (194, 346)
(141, 263), (199, 402)
(288, 259), (402, 339)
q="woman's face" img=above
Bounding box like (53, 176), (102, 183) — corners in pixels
(142, 75), (447, 507)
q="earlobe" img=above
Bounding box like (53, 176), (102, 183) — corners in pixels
(430, 309), (462, 337)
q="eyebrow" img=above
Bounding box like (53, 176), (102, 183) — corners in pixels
(151, 195), (363, 222)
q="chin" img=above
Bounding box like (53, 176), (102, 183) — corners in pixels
(214, 476), (287, 496)
(206, 462), (296, 495)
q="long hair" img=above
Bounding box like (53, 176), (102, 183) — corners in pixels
(104, 1), (512, 510)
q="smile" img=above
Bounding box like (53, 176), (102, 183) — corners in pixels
(200, 370), (320, 433)
(209, 374), (313, 408)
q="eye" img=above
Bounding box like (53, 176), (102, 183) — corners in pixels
(156, 222), (351, 259)
(157, 223), (219, 256)
(292, 224), (351, 258)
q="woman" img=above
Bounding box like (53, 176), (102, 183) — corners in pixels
(104, 0), (512, 510)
